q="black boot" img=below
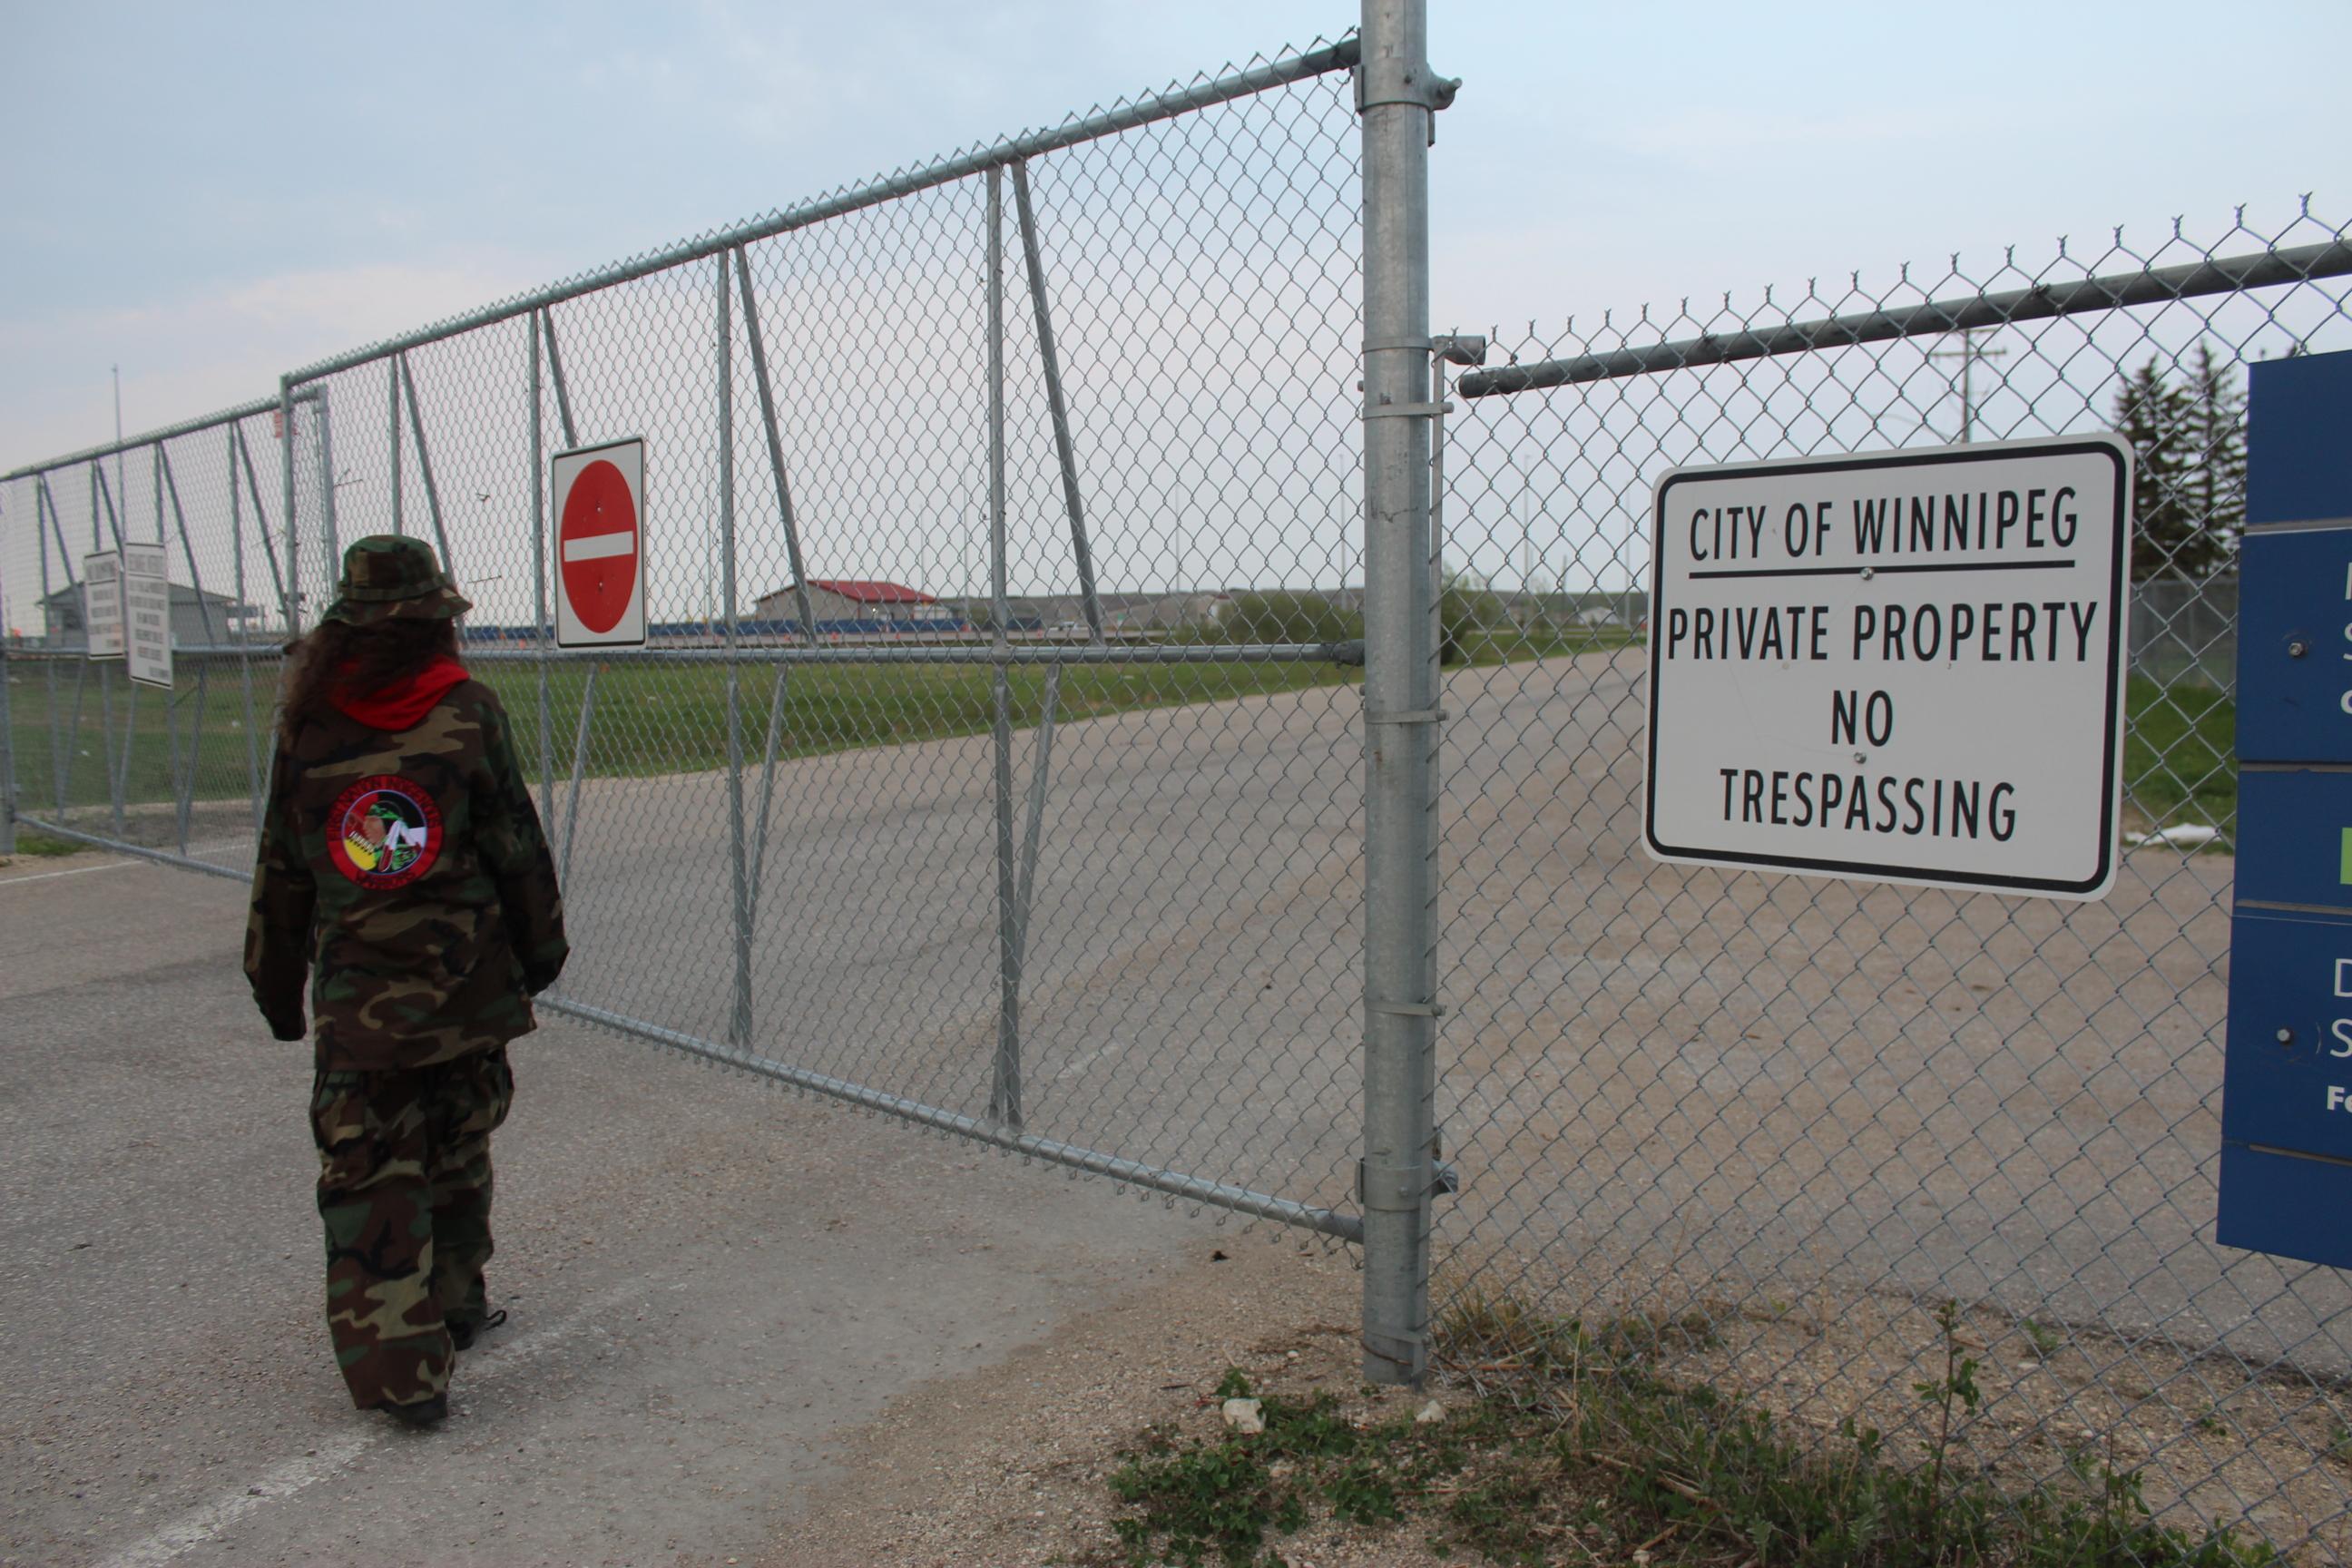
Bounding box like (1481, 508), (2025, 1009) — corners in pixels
(448, 1308), (507, 1353)
(378, 1394), (448, 1429)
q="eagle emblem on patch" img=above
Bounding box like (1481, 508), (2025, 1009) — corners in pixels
(325, 775), (443, 889)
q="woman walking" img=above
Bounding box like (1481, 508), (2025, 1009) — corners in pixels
(246, 535), (567, 1428)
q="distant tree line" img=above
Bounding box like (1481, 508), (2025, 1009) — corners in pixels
(1211, 577), (1504, 666)
(2112, 342), (2247, 582)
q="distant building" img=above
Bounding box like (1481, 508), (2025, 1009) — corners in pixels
(752, 578), (946, 627)
(1104, 592), (1230, 632)
(993, 590), (1231, 633)
(40, 582), (259, 649)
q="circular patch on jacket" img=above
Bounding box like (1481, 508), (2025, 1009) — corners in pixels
(325, 775), (443, 889)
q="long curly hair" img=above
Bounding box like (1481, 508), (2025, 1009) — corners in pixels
(277, 618), (457, 745)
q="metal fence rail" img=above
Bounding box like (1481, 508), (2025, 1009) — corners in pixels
(1435, 202), (2352, 1556)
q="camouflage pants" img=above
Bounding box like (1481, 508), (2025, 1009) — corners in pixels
(309, 1045), (514, 1410)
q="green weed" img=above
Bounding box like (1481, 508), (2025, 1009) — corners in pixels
(1100, 1296), (2288, 1568)
(5, 828), (80, 858)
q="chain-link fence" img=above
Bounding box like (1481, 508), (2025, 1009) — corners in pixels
(2135, 574), (2239, 691)
(3, 38), (1381, 1236)
(0, 398), (315, 872)
(1434, 204), (2352, 1556)
(5, 13), (2351, 1555)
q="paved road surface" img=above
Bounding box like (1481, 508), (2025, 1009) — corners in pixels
(0, 855), (1210, 1567)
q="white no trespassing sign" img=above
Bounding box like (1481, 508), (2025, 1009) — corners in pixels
(122, 543), (173, 689)
(1643, 435), (2133, 900)
(83, 551), (125, 659)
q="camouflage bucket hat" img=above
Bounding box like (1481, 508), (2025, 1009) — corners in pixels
(322, 535), (472, 626)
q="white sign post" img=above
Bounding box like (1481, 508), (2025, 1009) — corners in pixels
(552, 437), (647, 649)
(1643, 435), (2132, 900)
(82, 550), (125, 660)
(122, 542), (173, 690)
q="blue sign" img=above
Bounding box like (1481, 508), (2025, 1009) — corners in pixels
(2235, 529), (2352, 766)
(2247, 350), (2352, 527)
(2234, 770), (2352, 911)
(2221, 349), (2352, 1270)
(2222, 911), (2352, 1164)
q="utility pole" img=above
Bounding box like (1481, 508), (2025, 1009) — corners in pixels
(1931, 328), (2008, 444)
(112, 365), (125, 523)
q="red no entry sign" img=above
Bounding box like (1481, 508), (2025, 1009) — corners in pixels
(551, 438), (646, 648)
(561, 460), (636, 632)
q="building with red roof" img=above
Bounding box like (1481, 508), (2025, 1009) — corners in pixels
(753, 578), (946, 627)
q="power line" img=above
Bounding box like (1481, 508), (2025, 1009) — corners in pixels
(1929, 328), (2009, 444)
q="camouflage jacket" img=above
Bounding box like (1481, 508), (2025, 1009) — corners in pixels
(244, 677), (569, 1070)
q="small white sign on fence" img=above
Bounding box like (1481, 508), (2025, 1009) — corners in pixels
(122, 542), (173, 690)
(1642, 434), (2133, 900)
(82, 550), (125, 659)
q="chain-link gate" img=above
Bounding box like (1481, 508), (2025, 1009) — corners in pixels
(3, 39), (1384, 1237)
(1435, 204), (2352, 1555)
(1, 397), (322, 872)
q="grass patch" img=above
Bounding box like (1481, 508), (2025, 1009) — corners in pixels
(1, 653), (1361, 812)
(483, 658), (1358, 786)
(2124, 675), (2236, 827)
(1096, 1301), (2281, 1568)
(4, 662), (277, 813)
(5, 828), (81, 858)
(1453, 624), (1643, 666)
(4, 656), (2241, 834)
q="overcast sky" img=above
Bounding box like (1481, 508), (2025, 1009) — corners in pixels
(3, 0), (2346, 477)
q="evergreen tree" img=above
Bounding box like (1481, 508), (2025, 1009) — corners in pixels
(2185, 341), (2248, 555)
(2113, 353), (2232, 580)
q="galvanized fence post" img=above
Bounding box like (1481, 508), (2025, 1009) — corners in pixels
(541, 309), (580, 454)
(278, 377), (299, 630)
(731, 250), (815, 646)
(730, 243), (814, 939)
(316, 380), (338, 580)
(0, 601), (16, 858)
(396, 356), (457, 590)
(1003, 156), (1090, 995)
(235, 421), (288, 632)
(1009, 158), (1102, 644)
(91, 466), (129, 839)
(719, 253), (753, 1052)
(534, 309), (583, 883)
(36, 477), (78, 812)
(986, 163), (1024, 1132)
(230, 423), (261, 838)
(161, 447), (220, 855)
(33, 477), (59, 820)
(1357, 0), (1446, 1387)
(154, 448), (177, 847)
(558, 664), (599, 897)
(528, 317), (553, 826)
(387, 357), (403, 534)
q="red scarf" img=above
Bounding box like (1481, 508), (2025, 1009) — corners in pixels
(331, 654), (470, 730)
